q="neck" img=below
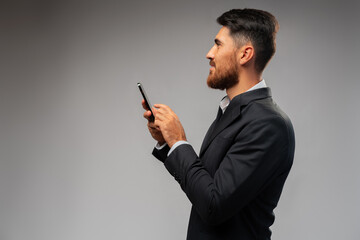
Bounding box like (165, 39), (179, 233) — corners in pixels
(226, 70), (262, 100)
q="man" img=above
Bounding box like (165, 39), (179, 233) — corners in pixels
(142, 8), (295, 240)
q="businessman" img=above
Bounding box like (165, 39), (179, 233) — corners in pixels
(142, 8), (295, 240)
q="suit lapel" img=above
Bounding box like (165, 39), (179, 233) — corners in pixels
(199, 107), (222, 156)
(199, 88), (272, 157)
(199, 103), (241, 157)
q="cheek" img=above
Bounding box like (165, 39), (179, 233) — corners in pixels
(216, 52), (230, 65)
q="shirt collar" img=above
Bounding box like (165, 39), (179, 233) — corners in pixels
(219, 79), (267, 114)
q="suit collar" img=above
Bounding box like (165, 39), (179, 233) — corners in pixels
(219, 87), (272, 127)
(228, 87), (272, 112)
(199, 88), (272, 157)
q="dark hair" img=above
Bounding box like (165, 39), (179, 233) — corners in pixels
(217, 8), (279, 73)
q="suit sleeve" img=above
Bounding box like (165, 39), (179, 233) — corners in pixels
(152, 144), (171, 163)
(162, 116), (292, 225)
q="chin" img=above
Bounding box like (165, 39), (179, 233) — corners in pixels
(206, 76), (214, 88)
(207, 78), (219, 90)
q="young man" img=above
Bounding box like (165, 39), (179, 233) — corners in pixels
(142, 8), (295, 240)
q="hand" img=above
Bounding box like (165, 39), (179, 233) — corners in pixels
(142, 100), (166, 145)
(153, 104), (187, 148)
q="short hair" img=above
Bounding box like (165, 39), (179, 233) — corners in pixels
(217, 8), (279, 73)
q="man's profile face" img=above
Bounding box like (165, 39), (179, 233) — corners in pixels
(206, 27), (239, 90)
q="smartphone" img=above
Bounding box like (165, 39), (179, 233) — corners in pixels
(137, 82), (155, 122)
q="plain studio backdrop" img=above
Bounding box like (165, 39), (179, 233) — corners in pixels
(1, 0), (359, 239)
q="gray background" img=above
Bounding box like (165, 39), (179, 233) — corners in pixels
(1, 0), (359, 239)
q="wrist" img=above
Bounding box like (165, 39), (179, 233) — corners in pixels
(168, 138), (186, 148)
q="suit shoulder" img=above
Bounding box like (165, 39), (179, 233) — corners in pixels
(247, 97), (291, 122)
(243, 98), (294, 138)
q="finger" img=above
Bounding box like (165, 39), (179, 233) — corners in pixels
(155, 104), (174, 115)
(153, 104), (171, 111)
(143, 110), (152, 120)
(155, 109), (175, 122)
(151, 107), (158, 116)
(154, 111), (166, 121)
(148, 120), (158, 127)
(147, 121), (157, 130)
(153, 108), (167, 120)
(142, 99), (149, 110)
(154, 106), (172, 116)
(154, 118), (163, 128)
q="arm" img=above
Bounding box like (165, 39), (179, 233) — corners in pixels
(163, 116), (290, 225)
(143, 103), (291, 225)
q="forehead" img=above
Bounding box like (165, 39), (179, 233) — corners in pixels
(215, 26), (232, 42)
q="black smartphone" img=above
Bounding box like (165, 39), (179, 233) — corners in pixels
(137, 82), (155, 122)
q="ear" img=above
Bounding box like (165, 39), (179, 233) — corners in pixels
(237, 44), (254, 66)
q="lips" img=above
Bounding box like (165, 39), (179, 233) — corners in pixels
(209, 61), (215, 72)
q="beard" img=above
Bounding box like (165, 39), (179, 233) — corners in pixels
(207, 53), (239, 90)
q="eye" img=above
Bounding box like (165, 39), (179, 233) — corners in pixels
(214, 39), (222, 49)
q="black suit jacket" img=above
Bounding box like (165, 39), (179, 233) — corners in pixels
(152, 88), (295, 240)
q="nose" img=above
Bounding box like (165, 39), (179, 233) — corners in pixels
(206, 45), (216, 60)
